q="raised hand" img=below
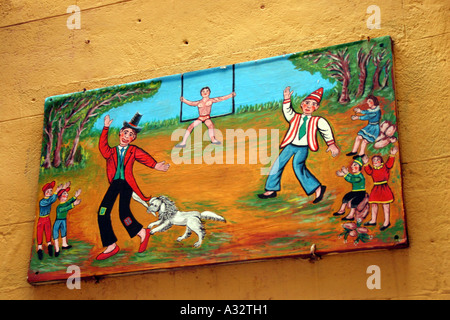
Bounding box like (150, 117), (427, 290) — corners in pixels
(362, 154), (369, 164)
(104, 115), (113, 127)
(390, 146), (399, 155)
(283, 86), (293, 100)
(336, 169), (345, 177)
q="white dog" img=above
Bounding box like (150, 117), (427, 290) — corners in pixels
(132, 193), (226, 247)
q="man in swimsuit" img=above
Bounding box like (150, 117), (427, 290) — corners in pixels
(176, 86), (236, 148)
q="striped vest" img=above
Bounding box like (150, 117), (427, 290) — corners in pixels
(280, 114), (321, 151)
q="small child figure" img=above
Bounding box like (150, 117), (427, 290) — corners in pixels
(53, 187), (81, 257)
(334, 157), (366, 221)
(37, 181), (70, 260)
(362, 146), (398, 231)
(347, 95), (382, 157)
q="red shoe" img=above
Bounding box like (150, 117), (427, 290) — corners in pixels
(96, 245), (120, 260)
(138, 229), (151, 253)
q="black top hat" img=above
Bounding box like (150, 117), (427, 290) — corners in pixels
(123, 112), (143, 133)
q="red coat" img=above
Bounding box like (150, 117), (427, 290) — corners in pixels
(364, 155), (395, 203)
(99, 127), (157, 201)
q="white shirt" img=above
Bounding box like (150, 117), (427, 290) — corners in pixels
(118, 145), (128, 159)
(282, 101), (334, 147)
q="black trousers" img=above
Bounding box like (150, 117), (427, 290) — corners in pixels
(342, 191), (366, 208)
(97, 179), (143, 247)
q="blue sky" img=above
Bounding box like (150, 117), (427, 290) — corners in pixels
(93, 54), (334, 130)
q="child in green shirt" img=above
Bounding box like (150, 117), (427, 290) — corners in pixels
(53, 187), (81, 257)
(333, 157), (366, 221)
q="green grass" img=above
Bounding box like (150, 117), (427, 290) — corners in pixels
(126, 231), (233, 265)
(29, 240), (94, 274)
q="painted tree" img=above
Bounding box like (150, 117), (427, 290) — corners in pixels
(380, 62), (392, 89)
(371, 49), (391, 92)
(289, 48), (352, 104)
(64, 82), (161, 167)
(289, 37), (395, 109)
(41, 81), (161, 169)
(42, 98), (73, 168)
(356, 44), (375, 98)
(325, 48), (351, 104)
(52, 97), (88, 167)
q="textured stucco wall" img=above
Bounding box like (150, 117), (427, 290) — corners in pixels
(0, 0), (448, 299)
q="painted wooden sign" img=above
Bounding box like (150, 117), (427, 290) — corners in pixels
(28, 36), (408, 284)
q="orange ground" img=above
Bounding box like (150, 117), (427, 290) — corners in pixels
(29, 101), (408, 283)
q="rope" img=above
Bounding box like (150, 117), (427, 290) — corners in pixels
(180, 73), (184, 123)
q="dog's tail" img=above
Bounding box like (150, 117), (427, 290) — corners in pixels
(132, 192), (148, 208)
(200, 211), (226, 223)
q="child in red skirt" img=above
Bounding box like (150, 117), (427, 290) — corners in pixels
(362, 146), (398, 230)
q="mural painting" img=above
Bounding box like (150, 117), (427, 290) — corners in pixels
(28, 36), (408, 284)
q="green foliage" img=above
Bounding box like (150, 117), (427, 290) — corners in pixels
(288, 36), (393, 106)
(141, 116), (180, 131)
(41, 80), (161, 171)
(237, 100), (283, 114)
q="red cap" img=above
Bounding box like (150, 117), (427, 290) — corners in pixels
(305, 88), (323, 103)
(57, 187), (70, 199)
(42, 181), (55, 193)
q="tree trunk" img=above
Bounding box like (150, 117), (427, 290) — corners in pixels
(65, 130), (81, 167)
(42, 123), (53, 169)
(52, 99), (86, 167)
(338, 58), (351, 104)
(356, 68), (367, 98)
(372, 65), (382, 91)
(381, 62), (391, 88)
(371, 50), (387, 92)
(356, 46), (374, 98)
(339, 76), (350, 104)
(326, 49), (351, 104)
(52, 128), (65, 167)
(42, 134), (53, 169)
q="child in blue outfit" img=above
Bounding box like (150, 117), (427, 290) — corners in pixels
(37, 181), (70, 260)
(347, 95), (382, 157)
(53, 187), (81, 257)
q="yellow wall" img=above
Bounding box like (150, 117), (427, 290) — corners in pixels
(0, 0), (448, 299)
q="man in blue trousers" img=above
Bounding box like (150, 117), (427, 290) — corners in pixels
(258, 86), (340, 203)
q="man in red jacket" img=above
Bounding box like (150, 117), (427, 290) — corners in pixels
(96, 112), (170, 260)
